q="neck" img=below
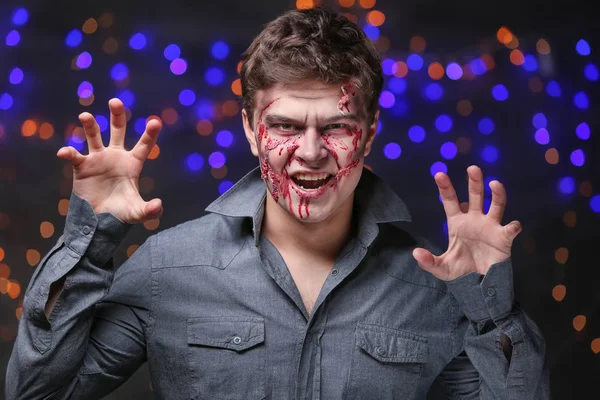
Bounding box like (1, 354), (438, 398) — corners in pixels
(262, 192), (354, 260)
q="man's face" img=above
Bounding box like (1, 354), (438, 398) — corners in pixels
(242, 80), (378, 223)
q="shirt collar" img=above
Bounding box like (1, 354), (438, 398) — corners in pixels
(205, 166), (412, 247)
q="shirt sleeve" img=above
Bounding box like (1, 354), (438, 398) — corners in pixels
(5, 191), (153, 399)
(440, 258), (550, 399)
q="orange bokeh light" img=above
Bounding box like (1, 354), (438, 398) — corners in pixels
(339, 0), (355, 7)
(409, 36), (426, 53)
(82, 18), (98, 34)
(552, 285), (566, 302)
(161, 108), (178, 125)
(21, 120), (37, 137)
(545, 148), (559, 164)
(39, 122), (54, 139)
(196, 120), (213, 136)
(26, 249), (41, 266)
(359, 0), (376, 9)
(148, 144), (160, 160)
(496, 27), (513, 45)
(509, 49), (524, 65)
(231, 79), (242, 96)
(536, 39), (551, 55)
(366, 10), (385, 26)
(573, 315), (586, 331)
(428, 62), (444, 80)
(393, 61), (408, 78)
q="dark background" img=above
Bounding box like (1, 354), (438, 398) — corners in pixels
(1, 0), (599, 398)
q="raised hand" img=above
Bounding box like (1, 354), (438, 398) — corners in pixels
(57, 98), (163, 224)
(412, 165), (522, 281)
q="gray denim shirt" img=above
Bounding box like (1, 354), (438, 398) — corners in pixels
(6, 167), (549, 399)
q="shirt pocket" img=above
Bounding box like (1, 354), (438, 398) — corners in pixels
(346, 322), (428, 399)
(186, 316), (266, 400)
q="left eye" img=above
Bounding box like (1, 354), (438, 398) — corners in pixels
(275, 124), (297, 132)
(325, 124), (348, 131)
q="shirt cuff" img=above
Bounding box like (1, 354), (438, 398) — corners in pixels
(444, 258), (515, 323)
(64, 191), (131, 265)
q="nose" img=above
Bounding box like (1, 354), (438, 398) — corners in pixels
(294, 128), (328, 165)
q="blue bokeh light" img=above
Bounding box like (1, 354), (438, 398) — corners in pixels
(575, 122), (590, 140)
(77, 81), (93, 98)
(76, 52), (92, 69)
(532, 113), (547, 129)
(12, 8), (29, 25)
(379, 91), (395, 108)
(481, 145), (499, 163)
(522, 55), (538, 71)
(205, 67), (225, 86)
(95, 115), (109, 132)
(129, 33), (147, 50)
(383, 142), (401, 159)
(391, 99), (409, 117)
(406, 54), (423, 71)
(196, 99), (214, 120)
(186, 153), (205, 172)
(573, 91), (589, 109)
(9, 68), (24, 84)
(570, 149), (585, 166)
(211, 41), (229, 60)
(576, 39), (591, 56)
(446, 63), (463, 80)
(478, 117), (495, 135)
(163, 44), (181, 61)
(110, 63), (129, 81)
(209, 151), (226, 168)
(534, 128), (550, 145)
(492, 84), (509, 101)
(584, 63), (599, 81)
(408, 125), (426, 143)
(179, 89), (196, 106)
(590, 195), (600, 213)
(440, 142), (457, 159)
(6, 30), (20, 46)
(170, 58), (187, 75)
(430, 161), (448, 176)
(423, 83), (443, 101)
(558, 177), (576, 195)
(134, 118), (147, 134)
(471, 58), (487, 75)
(388, 77), (407, 94)
(216, 130), (234, 147)
(219, 180), (234, 195)
(65, 29), (82, 47)
(435, 114), (453, 133)
(117, 89), (135, 108)
(546, 80), (561, 97)
(0, 93), (14, 110)
(363, 25), (380, 41)
(376, 120), (383, 135)
(382, 58), (396, 75)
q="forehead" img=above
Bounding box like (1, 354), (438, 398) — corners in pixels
(253, 80), (364, 119)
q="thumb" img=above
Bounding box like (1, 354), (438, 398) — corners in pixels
(143, 198), (163, 220)
(412, 248), (437, 274)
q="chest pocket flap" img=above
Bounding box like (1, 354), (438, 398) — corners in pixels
(187, 316), (265, 352)
(355, 322), (428, 363)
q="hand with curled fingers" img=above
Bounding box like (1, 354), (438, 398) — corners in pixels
(412, 165), (522, 281)
(57, 98), (163, 224)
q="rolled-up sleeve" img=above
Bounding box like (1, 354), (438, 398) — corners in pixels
(441, 258), (550, 399)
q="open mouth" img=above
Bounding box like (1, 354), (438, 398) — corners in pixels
(291, 173), (334, 190)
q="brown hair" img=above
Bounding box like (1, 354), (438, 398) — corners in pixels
(240, 7), (383, 126)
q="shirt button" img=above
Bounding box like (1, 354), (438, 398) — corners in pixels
(233, 336), (242, 344)
(331, 269), (339, 276)
(487, 287), (496, 297)
(82, 226), (91, 235)
(375, 347), (385, 356)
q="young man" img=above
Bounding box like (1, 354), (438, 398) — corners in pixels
(6, 7), (548, 399)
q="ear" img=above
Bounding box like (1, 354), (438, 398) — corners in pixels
(242, 108), (259, 157)
(363, 109), (379, 157)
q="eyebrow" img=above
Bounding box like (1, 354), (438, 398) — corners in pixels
(263, 113), (359, 125)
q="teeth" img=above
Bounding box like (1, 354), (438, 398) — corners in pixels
(293, 173), (330, 181)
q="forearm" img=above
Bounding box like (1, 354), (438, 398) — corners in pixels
(5, 192), (129, 399)
(445, 259), (549, 399)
